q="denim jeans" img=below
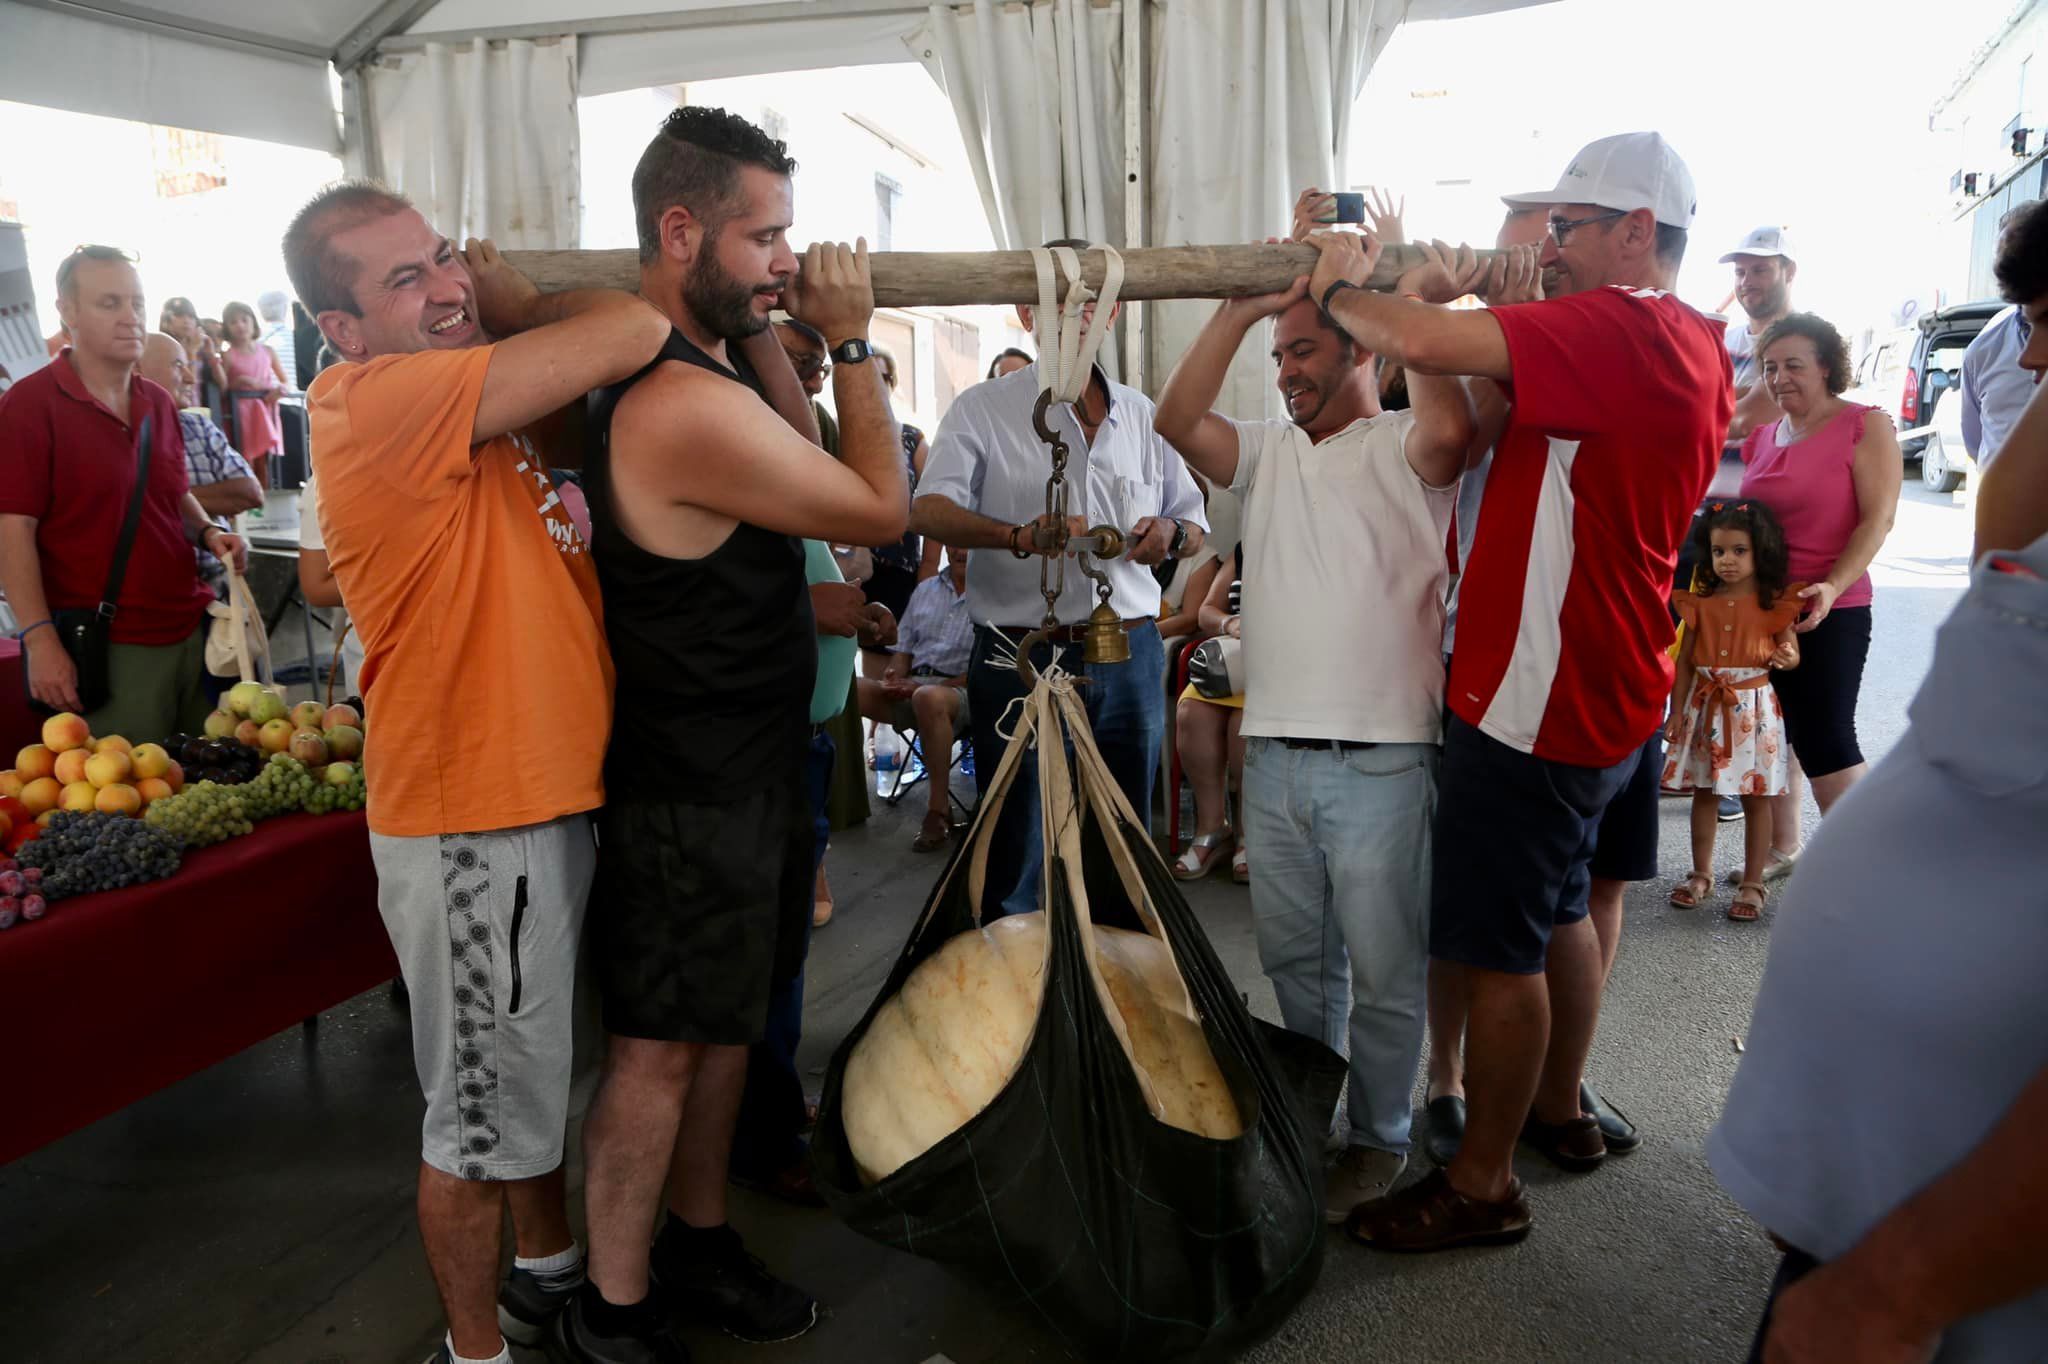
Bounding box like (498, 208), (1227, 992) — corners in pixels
(966, 621), (1165, 920)
(731, 728), (835, 1178)
(1242, 736), (1438, 1154)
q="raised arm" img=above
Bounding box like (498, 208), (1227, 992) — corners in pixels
(1796, 411), (1902, 632)
(1154, 275), (1308, 487)
(1311, 230), (1512, 381)
(1392, 242), (1484, 486)
(737, 325), (823, 446)
(463, 239), (672, 447)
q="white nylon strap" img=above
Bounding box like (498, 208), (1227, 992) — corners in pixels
(1027, 242), (1125, 407)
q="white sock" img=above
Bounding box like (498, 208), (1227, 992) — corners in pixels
(446, 1333), (510, 1364)
(513, 1240), (583, 1276)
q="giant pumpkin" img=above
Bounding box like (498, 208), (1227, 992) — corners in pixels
(840, 911), (1242, 1185)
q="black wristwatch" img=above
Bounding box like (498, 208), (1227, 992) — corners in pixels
(830, 337), (874, 367)
(1168, 518), (1190, 557)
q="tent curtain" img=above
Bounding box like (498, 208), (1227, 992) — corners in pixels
(1150, 0), (1400, 420)
(363, 37), (582, 249)
(913, 0), (1127, 378)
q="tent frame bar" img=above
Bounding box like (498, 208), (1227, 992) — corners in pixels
(334, 0), (446, 71)
(376, 0), (931, 57)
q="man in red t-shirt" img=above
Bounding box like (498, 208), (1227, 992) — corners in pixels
(1306, 133), (1733, 1251)
(0, 246), (247, 740)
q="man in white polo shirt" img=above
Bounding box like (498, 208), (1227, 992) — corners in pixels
(915, 243), (1208, 918)
(1155, 230), (1477, 1219)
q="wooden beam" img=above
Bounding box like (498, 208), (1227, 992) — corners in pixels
(504, 242), (1494, 309)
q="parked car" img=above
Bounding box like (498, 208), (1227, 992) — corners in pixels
(1918, 369), (1974, 493)
(1846, 301), (2006, 471)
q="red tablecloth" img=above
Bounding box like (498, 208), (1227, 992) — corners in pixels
(0, 810), (395, 1164)
(0, 637), (38, 757)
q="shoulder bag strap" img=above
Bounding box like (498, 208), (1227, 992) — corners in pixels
(96, 412), (156, 623)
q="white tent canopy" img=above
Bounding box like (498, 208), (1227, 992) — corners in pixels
(2, 0), (1540, 396)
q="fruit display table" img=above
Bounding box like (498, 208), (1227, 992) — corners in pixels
(0, 810), (395, 1165)
(0, 638), (37, 757)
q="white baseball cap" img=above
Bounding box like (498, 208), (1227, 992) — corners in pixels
(1719, 225), (1798, 265)
(1501, 131), (1698, 229)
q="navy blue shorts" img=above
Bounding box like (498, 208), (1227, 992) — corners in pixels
(1587, 728), (1662, 884)
(1430, 716), (1646, 975)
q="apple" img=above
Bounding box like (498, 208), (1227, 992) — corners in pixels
(92, 734), (133, 758)
(323, 703), (362, 731)
(3, 821), (37, 853)
(324, 725), (364, 761)
(0, 771), (21, 799)
(0, 812), (9, 843)
(53, 748), (91, 786)
(234, 719), (263, 748)
(18, 777), (62, 817)
(203, 709), (238, 739)
(289, 730), (331, 766)
(95, 783), (141, 816)
(249, 690), (289, 726)
(131, 743), (172, 781)
(40, 712), (90, 753)
(323, 761), (359, 787)
(0, 796), (28, 828)
(15, 745), (57, 784)
(226, 680), (268, 718)
(291, 701), (325, 731)
(83, 750), (133, 788)
(259, 718), (296, 753)
(162, 761), (185, 793)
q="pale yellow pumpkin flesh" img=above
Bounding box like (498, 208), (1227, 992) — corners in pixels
(841, 912), (1243, 1185)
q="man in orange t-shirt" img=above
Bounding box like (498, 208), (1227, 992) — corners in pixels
(287, 183), (669, 1364)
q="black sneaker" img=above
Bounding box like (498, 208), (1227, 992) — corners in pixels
(650, 1224), (819, 1344)
(550, 1290), (690, 1363)
(500, 1258), (586, 1347)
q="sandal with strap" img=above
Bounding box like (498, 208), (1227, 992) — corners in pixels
(1344, 1167), (1532, 1253)
(1728, 880), (1768, 922)
(1231, 843), (1249, 884)
(1172, 829), (1234, 881)
(1669, 871), (1714, 909)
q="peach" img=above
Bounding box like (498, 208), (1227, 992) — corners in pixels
(130, 743), (172, 781)
(19, 776), (61, 816)
(92, 734), (133, 758)
(15, 745), (57, 784)
(95, 783), (141, 816)
(162, 760), (184, 792)
(40, 712), (90, 753)
(84, 750), (133, 788)
(136, 777), (174, 806)
(61, 780), (98, 813)
(35, 809), (57, 829)
(0, 771), (21, 799)
(53, 748), (91, 786)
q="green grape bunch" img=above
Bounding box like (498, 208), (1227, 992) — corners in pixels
(142, 780), (256, 849)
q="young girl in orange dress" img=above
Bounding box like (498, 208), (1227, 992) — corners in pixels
(221, 300), (287, 487)
(1662, 500), (1804, 921)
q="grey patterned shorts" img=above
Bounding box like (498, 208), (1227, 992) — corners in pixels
(369, 813), (594, 1182)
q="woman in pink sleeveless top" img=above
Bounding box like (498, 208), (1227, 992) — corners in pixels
(1740, 313), (1903, 864)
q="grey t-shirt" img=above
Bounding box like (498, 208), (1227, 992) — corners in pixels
(1708, 532), (2048, 1359)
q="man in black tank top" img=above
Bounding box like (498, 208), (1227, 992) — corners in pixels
(564, 107), (910, 1364)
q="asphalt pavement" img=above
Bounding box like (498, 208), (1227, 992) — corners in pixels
(0, 484), (1977, 1364)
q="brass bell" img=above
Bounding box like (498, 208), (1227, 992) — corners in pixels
(1081, 601), (1130, 665)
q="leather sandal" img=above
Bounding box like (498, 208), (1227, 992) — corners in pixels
(1171, 828), (1233, 881)
(1728, 880), (1768, 922)
(1344, 1167), (1532, 1253)
(911, 810), (952, 853)
(1669, 871), (1713, 909)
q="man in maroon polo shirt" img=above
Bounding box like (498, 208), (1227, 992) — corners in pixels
(0, 245), (247, 740)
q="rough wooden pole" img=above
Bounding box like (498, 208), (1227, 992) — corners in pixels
(505, 242), (1497, 308)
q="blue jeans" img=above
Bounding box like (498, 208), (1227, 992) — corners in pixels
(966, 621), (1165, 920)
(731, 729), (836, 1178)
(1242, 737), (1438, 1154)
